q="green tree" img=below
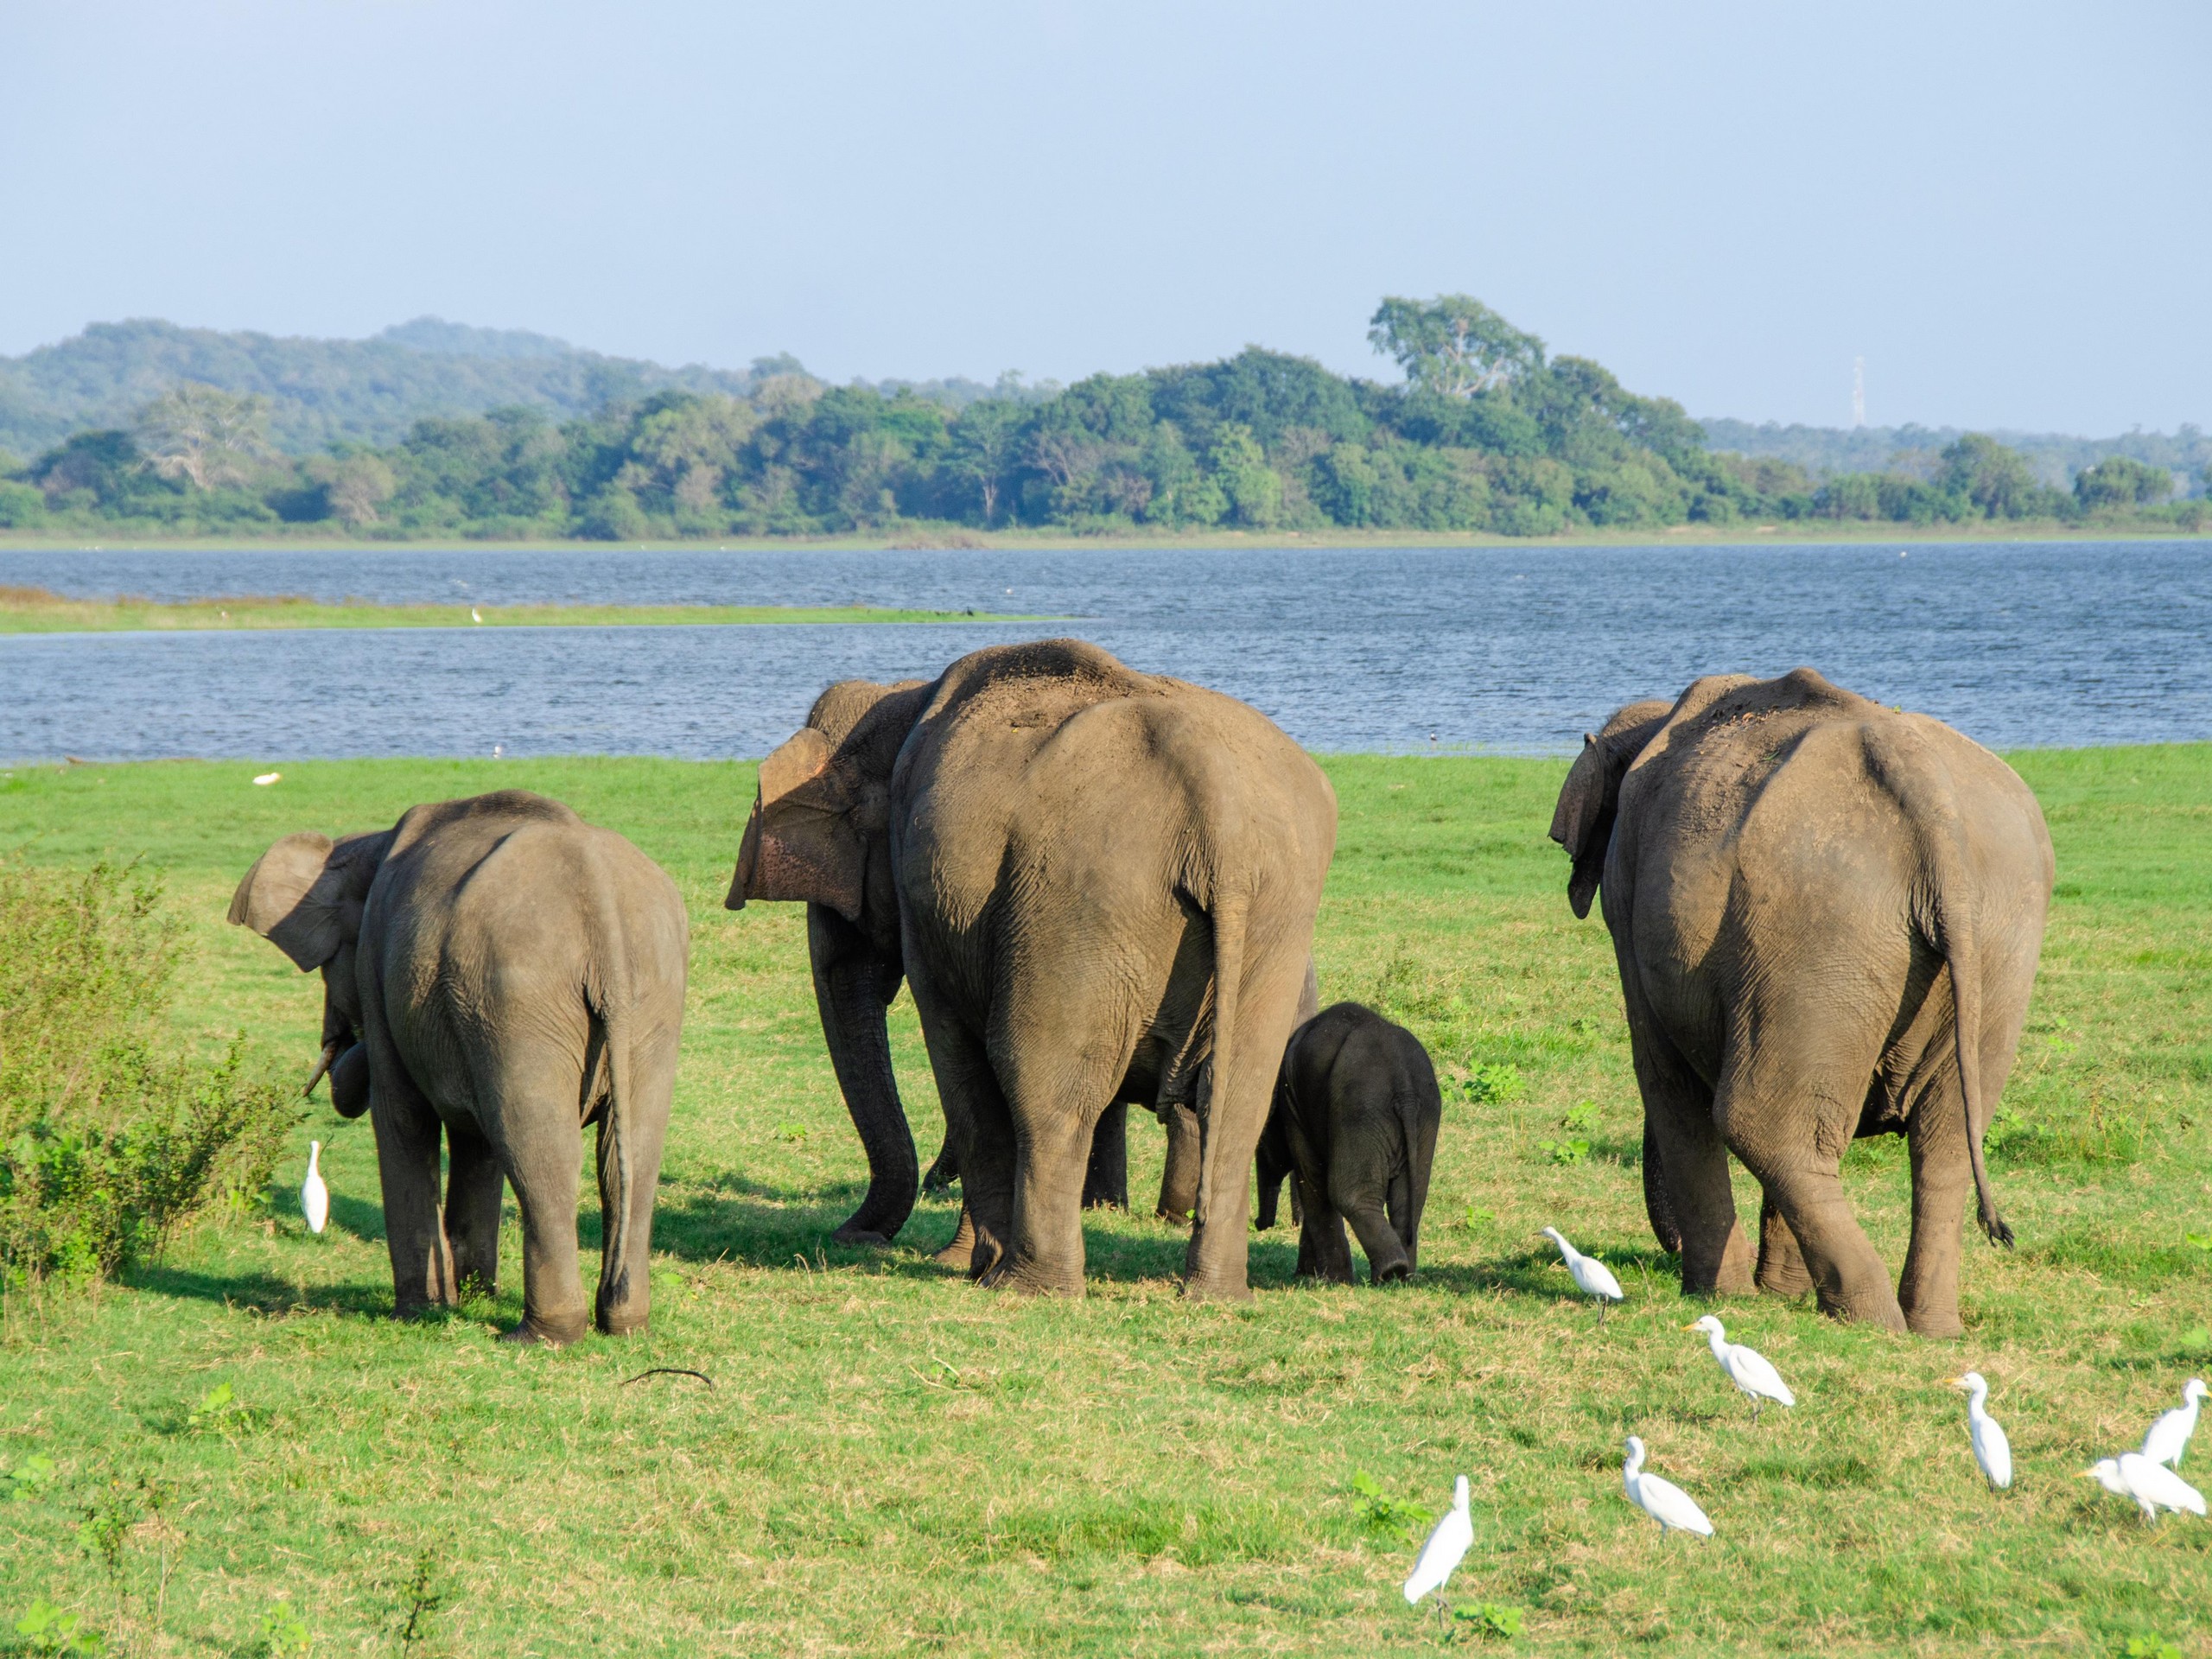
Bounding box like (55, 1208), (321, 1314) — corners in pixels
(2073, 454), (2172, 510)
(1938, 434), (2044, 518)
(1368, 296), (1545, 397)
(1207, 425), (1281, 527)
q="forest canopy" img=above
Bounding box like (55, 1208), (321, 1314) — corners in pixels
(0, 298), (2202, 540)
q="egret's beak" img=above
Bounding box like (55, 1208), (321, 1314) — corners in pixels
(303, 1040), (340, 1097)
(1947, 1376), (1970, 1390)
(2077, 1469), (2096, 1479)
(1680, 1322), (1701, 1332)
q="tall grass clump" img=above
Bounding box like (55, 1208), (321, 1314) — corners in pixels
(0, 858), (294, 1287)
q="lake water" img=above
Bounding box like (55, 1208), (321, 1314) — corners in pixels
(1, 540), (2206, 762)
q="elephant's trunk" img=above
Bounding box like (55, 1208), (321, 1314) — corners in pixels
(809, 903), (916, 1245)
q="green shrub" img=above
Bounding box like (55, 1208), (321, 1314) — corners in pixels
(0, 859), (296, 1287)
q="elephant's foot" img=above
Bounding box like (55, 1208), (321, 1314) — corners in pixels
(1815, 1285), (1909, 1333)
(983, 1258), (1085, 1297)
(595, 1300), (649, 1338)
(499, 1312), (590, 1347)
(1180, 1271), (1255, 1304)
(832, 1221), (896, 1248)
(1370, 1259), (1412, 1286)
(1899, 1280), (1964, 1339)
(1154, 1204), (1194, 1226)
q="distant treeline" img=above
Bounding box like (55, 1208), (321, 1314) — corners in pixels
(1700, 416), (2211, 495)
(1, 299), (2203, 540)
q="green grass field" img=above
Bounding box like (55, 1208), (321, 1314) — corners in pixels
(0, 588), (1014, 633)
(0, 748), (2206, 1656)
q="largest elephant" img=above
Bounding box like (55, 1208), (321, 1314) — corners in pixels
(230, 791), (688, 1344)
(1549, 669), (2053, 1336)
(728, 639), (1337, 1300)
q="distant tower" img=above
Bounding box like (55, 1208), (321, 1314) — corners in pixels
(1852, 356), (1866, 429)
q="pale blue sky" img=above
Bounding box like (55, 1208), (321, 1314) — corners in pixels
(3, 1), (2205, 431)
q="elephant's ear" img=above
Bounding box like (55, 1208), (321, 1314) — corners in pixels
(1549, 734), (1612, 919)
(228, 831), (369, 970)
(728, 728), (868, 920)
(229, 832), (340, 969)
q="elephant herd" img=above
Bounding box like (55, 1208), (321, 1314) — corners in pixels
(228, 640), (2054, 1346)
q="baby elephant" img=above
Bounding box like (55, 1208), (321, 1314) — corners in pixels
(1255, 1001), (1441, 1284)
(231, 791), (688, 1345)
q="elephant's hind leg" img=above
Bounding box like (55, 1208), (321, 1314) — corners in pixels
(369, 1076), (461, 1319)
(485, 1047), (592, 1346)
(1897, 1075), (1971, 1338)
(1719, 1048), (1904, 1332)
(594, 1025), (677, 1338)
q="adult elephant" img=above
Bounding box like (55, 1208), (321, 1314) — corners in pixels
(1548, 669), (2053, 1336)
(230, 791), (688, 1344)
(728, 639), (1336, 1300)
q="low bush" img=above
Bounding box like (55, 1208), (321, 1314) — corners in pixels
(0, 859), (295, 1287)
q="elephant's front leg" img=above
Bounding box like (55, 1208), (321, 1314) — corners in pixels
(1754, 1189), (1815, 1298)
(443, 1119), (505, 1299)
(909, 1005), (1012, 1277)
(368, 1078), (459, 1319)
(1629, 1017), (1752, 1295)
(1156, 1103), (1202, 1223)
(1080, 1101), (1129, 1210)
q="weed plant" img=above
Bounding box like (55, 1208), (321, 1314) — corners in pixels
(0, 749), (2202, 1655)
(0, 859), (294, 1290)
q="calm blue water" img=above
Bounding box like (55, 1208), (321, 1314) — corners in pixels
(0, 541), (2205, 761)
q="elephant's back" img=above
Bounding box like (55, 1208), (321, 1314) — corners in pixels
(375, 811), (685, 1028)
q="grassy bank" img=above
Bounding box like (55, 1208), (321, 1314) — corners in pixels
(0, 749), (2206, 1656)
(0, 587), (1015, 633)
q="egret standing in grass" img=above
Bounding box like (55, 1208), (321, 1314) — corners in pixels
(1622, 1437), (1713, 1538)
(2083, 1453), (2207, 1523)
(1402, 1475), (1474, 1626)
(1686, 1316), (1796, 1421)
(1949, 1372), (2012, 1491)
(1539, 1227), (1624, 1324)
(300, 1141), (328, 1235)
(2142, 1378), (2207, 1470)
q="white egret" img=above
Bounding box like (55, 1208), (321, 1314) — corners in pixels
(471, 607), (484, 624)
(1685, 1315), (1796, 1421)
(301, 1141), (328, 1235)
(1949, 1372), (2012, 1491)
(2082, 1453), (2206, 1523)
(252, 772), (281, 786)
(1402, 1475), (1473, 1623)
(2142, 1378), (2208, 1469)
(1622, 1436), (1713, 1537)
(1540, 1227), (1624, 1323)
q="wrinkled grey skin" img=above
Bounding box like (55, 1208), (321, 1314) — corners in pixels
(1551, 670), (2053, 1336)
(231, 791), (688, 1345)
(1255, 1002), (1442, 1284)
(728, 639), (1337, 1300)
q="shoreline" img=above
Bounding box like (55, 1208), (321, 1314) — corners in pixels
(0, 594), (1038, 633)
(0, 522), (2205, 556)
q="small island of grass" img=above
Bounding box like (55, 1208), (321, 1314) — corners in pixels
(0, 586), (1029, 634)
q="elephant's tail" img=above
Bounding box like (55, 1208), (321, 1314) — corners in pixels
(586, 880), (651, 1310)
(1191, 881), (1249, 1234)
(1865, 721), (2014, 1249)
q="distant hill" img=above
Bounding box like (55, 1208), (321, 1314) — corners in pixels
(1700, 416), (2210, 494)
(0, 319), (1033, 461)
(0, 318), (788, 457)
